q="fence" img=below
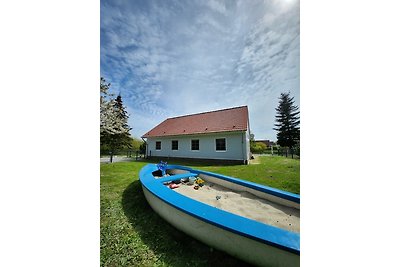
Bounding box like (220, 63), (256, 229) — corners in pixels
(100, 149), (144, 158)
(253, 147), (300, 157)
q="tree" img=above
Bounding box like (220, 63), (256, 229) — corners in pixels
(273, 92), (300, 158)
(249, 133), (256, 153)
(139, 142), (146, 155)
(250, 142), (267, 154)
(100, 77), (113, 135)
(112, 93), (132, 146)
(130, 137), (144, 152)
(100, 77), (132, 162)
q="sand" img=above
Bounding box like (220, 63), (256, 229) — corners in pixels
(169, 182), (300, 233)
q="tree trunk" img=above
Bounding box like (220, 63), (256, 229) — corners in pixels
(109, 151), (113, 163)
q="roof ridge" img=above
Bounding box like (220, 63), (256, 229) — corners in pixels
(166, 105), (248, 120)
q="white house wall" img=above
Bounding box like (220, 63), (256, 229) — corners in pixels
(146, 131), (248, 161)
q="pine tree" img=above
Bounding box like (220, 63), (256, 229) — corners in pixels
(112, 94), (132, 147)
(100, 78), (132, 162)
(273, 92), (300, 158)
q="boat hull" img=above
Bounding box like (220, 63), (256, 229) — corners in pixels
(139, 164), (300, 267)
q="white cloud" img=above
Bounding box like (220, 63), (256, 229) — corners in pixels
(206, 0), (227, 15)
(101, 0), (299, 140)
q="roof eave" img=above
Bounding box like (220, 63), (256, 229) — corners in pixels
(142, 129), (248, 138)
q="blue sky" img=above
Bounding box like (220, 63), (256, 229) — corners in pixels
(101, 0), (299, 141)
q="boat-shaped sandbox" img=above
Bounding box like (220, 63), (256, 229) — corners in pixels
(139, 163), (300, 267)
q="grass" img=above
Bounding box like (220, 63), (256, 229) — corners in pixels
(200, 156), (300, 194)
(100, 156), (300, 266)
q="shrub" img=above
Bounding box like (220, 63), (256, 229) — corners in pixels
(250, 142), (268, 153)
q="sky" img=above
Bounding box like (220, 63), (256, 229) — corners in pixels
(100, 0), (299, 141)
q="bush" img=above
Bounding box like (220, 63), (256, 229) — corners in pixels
(250, 142), (268, 153)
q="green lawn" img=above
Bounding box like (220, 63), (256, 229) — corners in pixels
(100, 156), (300, 266)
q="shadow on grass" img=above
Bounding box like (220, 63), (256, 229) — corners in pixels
(122, 180), (253, 267)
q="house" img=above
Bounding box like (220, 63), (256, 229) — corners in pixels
(141, 106), (251, 164)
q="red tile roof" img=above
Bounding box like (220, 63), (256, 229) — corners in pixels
(142, 106), (249, 138)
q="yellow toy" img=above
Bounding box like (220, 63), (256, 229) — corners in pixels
(195, 178), (205, 185)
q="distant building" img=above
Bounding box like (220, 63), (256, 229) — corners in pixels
(142, 106), (251, 164)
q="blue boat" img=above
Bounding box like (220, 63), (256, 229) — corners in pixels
(139, 163), (300, 267)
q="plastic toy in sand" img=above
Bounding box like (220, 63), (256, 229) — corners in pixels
(157, 161), (168, 176)
(169, 183), (179, 189)
(195, 178), (205, 185)
(188, 177), (196, 185)
(180, 178), (189, 183)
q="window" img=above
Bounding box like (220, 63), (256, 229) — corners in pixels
(171, 140), (178, 150)
(191, 139), (199, 150)
(155, 141), (161, 150)
(215, 138), (226, 151)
